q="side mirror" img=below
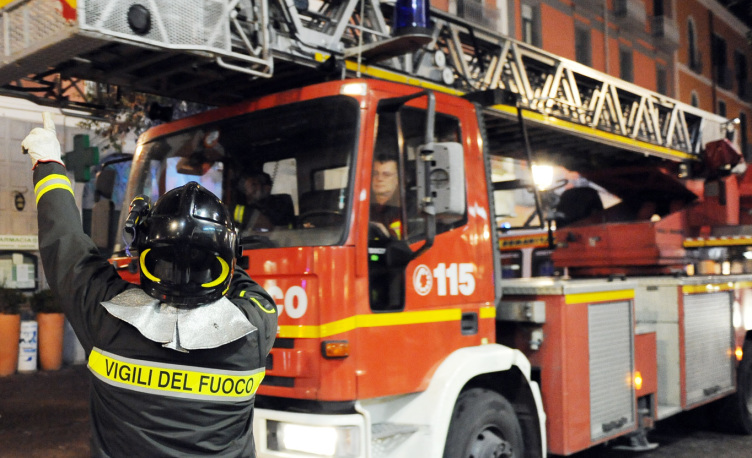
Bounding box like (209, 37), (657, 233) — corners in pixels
(91, 167), (118, 255)
(416, 142), (466, 217)
(238, 255), (250, 270)
(94, 167), (116, 202)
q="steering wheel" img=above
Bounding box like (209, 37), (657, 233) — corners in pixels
(240, 234), (276, 249)
(368, 221), (391, 240)
(298, 210), (344, 228)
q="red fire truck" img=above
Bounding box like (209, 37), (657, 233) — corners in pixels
(1, 1), (750, 457)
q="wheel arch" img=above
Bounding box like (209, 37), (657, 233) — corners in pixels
(461, 366), (545, 458)
(357, 344), (546, 457)
(413, 344), (545, 457)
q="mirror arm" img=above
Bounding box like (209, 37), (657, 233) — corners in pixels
(377, 89), (438, 261)
(411, 144), (437, 260)
(517, 100), (545, 229)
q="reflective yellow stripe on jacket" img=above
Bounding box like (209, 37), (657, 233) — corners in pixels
(34, 174), (74, 204)
(88, 347), (265, 402)
(234, 205), (246, 224)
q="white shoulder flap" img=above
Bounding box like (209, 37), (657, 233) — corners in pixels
(102, 288), (256, 352)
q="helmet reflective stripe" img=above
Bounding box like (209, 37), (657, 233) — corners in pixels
(140, 248), (230, 289)
(201, 257), (230, 288)
(135, 182), (237, 307)
(34, 174), (73, 204)
(139, 248), (161, 283)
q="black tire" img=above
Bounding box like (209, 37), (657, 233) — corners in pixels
(443, 388), (525, 458)
(716, 339), (752, 434)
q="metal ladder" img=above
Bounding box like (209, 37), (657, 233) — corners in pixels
(0, 0), (729, 157)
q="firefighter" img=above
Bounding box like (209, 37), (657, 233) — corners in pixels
(22, 113), (277, 457)
(370, 154), (402, 239)
(234, 171), (294, 231)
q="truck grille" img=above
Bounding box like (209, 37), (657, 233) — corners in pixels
(589, 300), (635, 441)
(683, 291), (734, 406)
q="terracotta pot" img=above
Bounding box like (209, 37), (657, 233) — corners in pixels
(0, 313), (21, 376)
(37, 313), (65, 371)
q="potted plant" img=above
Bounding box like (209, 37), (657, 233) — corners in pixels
(0, 286), (24, 376)
(31, 289), (65, 371)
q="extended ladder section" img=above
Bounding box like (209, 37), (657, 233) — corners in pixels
(0, 0), (729, 161)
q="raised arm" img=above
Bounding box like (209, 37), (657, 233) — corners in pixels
(24, 113), (130, 352)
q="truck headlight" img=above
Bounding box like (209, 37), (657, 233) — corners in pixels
(267, 420), (361, 457)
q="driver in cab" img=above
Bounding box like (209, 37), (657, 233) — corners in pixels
(370, 154), (402, 239)
(233, 171), (294, 233)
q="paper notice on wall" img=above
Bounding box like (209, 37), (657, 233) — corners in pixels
(14, 263), (35, 289)
(0, 259), (11, 287)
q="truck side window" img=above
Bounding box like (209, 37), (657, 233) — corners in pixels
(371, 107), (465, 243)
(368, 108), (465, 311)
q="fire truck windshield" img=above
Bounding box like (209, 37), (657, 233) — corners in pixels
(121, 95), (360, 250)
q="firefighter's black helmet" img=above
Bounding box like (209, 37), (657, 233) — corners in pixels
(129, 182), (239, 307)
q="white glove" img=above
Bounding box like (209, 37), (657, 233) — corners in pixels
(21, 112), (62, 169)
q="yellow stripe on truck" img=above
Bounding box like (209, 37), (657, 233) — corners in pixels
(278, 305), (496, 338)
(88, 348), (265, 402)
(565, 289), (634, 305)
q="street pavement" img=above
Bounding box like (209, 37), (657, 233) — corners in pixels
(0, 364), (90, 457)
(2, 364), (752, 457)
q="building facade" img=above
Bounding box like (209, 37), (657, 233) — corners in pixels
(442, 0), (752, 158)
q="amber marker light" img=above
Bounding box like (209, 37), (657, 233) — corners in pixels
(634, 371), (643, 391)
(322, 340), (350, 359)
(736, 346), (744, 361)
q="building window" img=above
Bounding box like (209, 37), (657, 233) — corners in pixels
(575, 25), (592, 66)
(619, 48), (633, 83)
(521, 3), (540, 47)
(712, 34), (730, 89)
(690, 91), (699, 108)
(656, 66), (667, 95)
(718, 100), (727, 117)
(688, 18), (701, 73)
(654, 0), (665, 16)
(735, 51), (748, 99)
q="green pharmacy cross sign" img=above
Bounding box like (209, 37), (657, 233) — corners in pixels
(64, 134), (99, 182)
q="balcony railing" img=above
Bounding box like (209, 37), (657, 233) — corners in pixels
(716, 66), (734, 91)
(651, 15), (680, 50)
(741, 82), (752, 103)
(614, 0), (647, 33)
(690, 51), (704, 74)
(453, 0), (502, 31)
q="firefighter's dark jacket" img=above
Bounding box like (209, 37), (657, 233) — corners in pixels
(34, 162), (277, 457)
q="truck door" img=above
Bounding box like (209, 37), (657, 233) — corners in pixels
(363, 102), (493, 397)
(367, 106), (466, 311)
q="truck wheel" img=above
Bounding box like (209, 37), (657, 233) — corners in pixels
(443, 388), (525, 458)
(717, 339), (752, 434)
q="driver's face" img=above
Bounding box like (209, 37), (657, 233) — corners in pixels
(372, 160), (398, 204)
(242, 177), (265, 202)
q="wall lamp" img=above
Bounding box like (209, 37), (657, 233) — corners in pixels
(722, 117), (741, 133)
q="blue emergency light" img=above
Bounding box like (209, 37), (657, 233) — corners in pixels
(392, 0), (432, 37)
